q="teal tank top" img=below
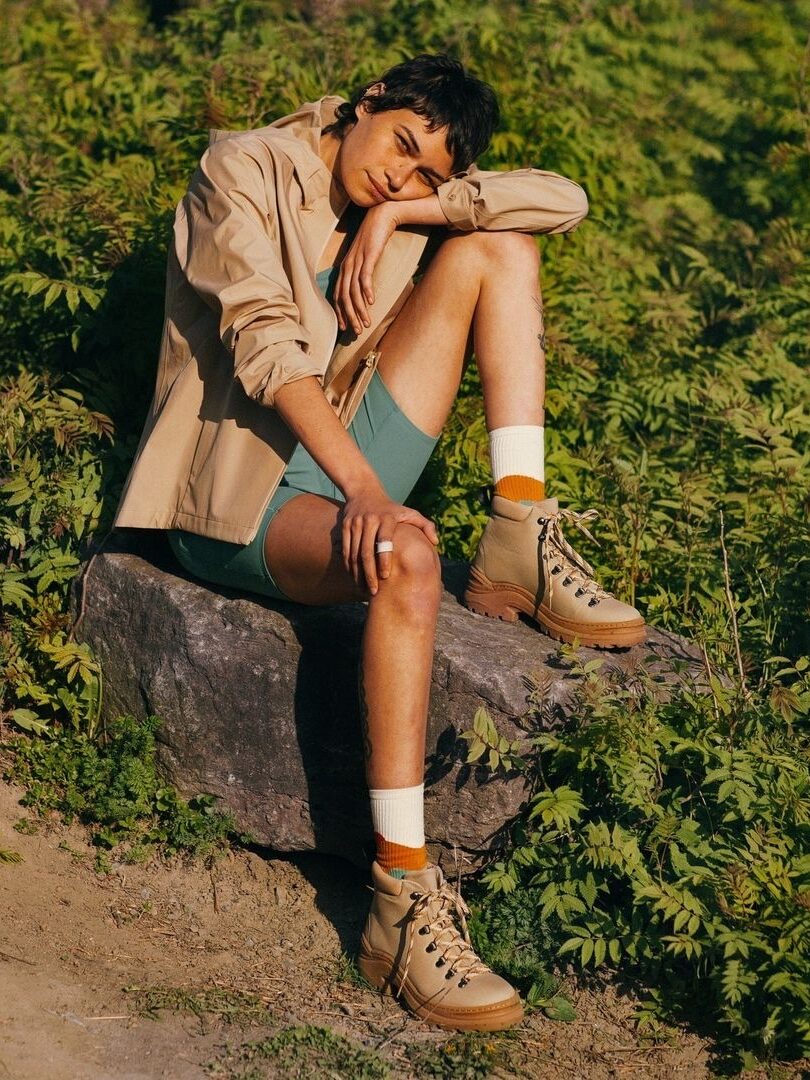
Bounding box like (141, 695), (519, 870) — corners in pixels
(316, 265), (338, 302)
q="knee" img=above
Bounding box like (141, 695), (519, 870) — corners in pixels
(388, 523), (442, 608)
(447, 230), (540, 278)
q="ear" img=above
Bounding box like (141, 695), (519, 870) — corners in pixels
(357, 82), (385, 117)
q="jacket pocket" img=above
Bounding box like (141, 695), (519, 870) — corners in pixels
(337, 349), (380, 428)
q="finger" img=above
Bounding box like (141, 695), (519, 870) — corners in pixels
(335, 267), (346, 331)
(340, 264), (361, 336)
(361, 522), (379, 595)
(360, 266), (375, 309)
(349, 518), (364, 585)
(399, 507), (440, 545)
(337, 263), (353, 333)
(350, 263), (370, 329)
(377, 515), (396, 579)
(342, 519), (352, 574)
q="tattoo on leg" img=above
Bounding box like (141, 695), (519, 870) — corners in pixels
(535, 298), (548, 352)
(358, 662), (373, 764)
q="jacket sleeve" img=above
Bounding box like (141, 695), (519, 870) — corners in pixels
(435, 164), (589, 234)
(175, 136), (323, 409)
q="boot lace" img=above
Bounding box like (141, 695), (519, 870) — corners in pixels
(537, 506), (611, 608)
(399, 881), (490, 996)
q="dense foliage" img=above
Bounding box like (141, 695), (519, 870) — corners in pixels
(0, 0), (807, 1065)
(463, 647), (810, 1062)
(4, 713), (243, 865)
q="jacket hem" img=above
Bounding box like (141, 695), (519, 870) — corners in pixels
(114, 510), (262, 546)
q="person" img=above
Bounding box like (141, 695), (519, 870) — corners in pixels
(113, 53), (645, 1031)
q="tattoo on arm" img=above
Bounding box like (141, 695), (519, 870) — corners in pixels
(358, 662), (373, 764)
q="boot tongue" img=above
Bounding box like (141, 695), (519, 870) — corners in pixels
(402, 864), (443, 892)
(492, 493), (559, 520)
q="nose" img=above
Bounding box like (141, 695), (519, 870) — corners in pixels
(384, 165), (410, 193)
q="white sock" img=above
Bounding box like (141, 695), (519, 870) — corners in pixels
(369, 783), (426, 874)
(488, 424), (545, 486)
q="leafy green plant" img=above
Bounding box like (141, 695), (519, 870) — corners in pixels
(462, 644), (810, 1062)
(0, 370), (113, 736)
(1, 713), (247, 863)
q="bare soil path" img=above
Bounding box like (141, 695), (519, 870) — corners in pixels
(0, 778), (732, 1079)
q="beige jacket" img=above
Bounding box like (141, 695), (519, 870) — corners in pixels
(113, 96), (588, 544)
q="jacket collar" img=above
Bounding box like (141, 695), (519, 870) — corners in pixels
(208, 95), (344, 189)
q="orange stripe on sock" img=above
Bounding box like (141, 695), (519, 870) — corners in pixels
(375, 833), (428, 872)
(494, 475), (545, 502)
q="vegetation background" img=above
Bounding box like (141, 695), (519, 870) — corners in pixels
(1, 0), (808, 1071)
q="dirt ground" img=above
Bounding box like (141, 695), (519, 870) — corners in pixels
(0, 776), (785, 1080)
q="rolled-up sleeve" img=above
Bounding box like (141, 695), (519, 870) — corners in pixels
(436, 166), (589, 235)
(175, 137), (323, 408)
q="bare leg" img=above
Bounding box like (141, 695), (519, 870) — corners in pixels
(374, 230), (544, 435)
(264, 231), (545, 784)
(264, 494), (440, 786)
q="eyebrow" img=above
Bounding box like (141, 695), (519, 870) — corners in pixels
(399, 125), (447, 185)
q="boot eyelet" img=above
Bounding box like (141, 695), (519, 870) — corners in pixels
(426, 943), (436, 952)
(445, 971), (455, 980)
(575, 588), (584, 597)
(418, 926), (429, 935)
(409, 892), (419, 900)
(435, 958), (445, 967)
(551, 566), (562, 575)
(588, 598), (599, 607)
(562, 577), (572, 587)
(459, 978), (468, 988)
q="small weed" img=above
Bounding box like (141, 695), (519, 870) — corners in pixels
(330, 950), (373, 990)
(125, 984), (272, 1031)
(13, 817), (39, 836)
(56, 839), (91, 866)
(408, 1031), (516, 1079)
(210, 1024), (390, 1079)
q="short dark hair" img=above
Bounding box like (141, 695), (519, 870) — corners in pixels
(324, 54), (499, 174)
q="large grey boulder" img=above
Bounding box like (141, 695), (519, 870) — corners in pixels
(72, 530), (701, 868)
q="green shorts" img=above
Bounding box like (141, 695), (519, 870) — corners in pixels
(167, 368), (438, 602)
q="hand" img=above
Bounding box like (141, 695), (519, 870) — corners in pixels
(335, 203), (399, 336)
(340, 481), (439, 596)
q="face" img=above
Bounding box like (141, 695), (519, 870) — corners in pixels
(335, 93), (455, 207)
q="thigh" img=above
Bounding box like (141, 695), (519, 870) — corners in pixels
(372, 231), (483, 438)
(262, 491), (367, 606)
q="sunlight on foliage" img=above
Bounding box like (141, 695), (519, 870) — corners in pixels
(0, 0), (807, 1065)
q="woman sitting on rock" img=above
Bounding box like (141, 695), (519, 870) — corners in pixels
(114, 53), (645, 1032)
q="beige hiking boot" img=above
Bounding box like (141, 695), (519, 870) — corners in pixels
(463, 495), (645, 649)
(358, 860), (524, 1032)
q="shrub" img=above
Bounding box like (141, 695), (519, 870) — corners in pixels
(463, 644), (810, 1061)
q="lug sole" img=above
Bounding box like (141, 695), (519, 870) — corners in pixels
(463, 566), (646, 649)
(357, 949), (524, 1032)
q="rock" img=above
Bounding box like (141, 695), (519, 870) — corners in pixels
(72, 530), (702, 869)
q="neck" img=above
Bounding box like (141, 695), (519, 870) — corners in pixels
(319, 131), (348, 213)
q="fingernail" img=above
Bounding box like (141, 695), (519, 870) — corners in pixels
(371, 586), (378, 595)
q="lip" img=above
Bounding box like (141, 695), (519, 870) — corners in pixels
(367, 173), (387, 202)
